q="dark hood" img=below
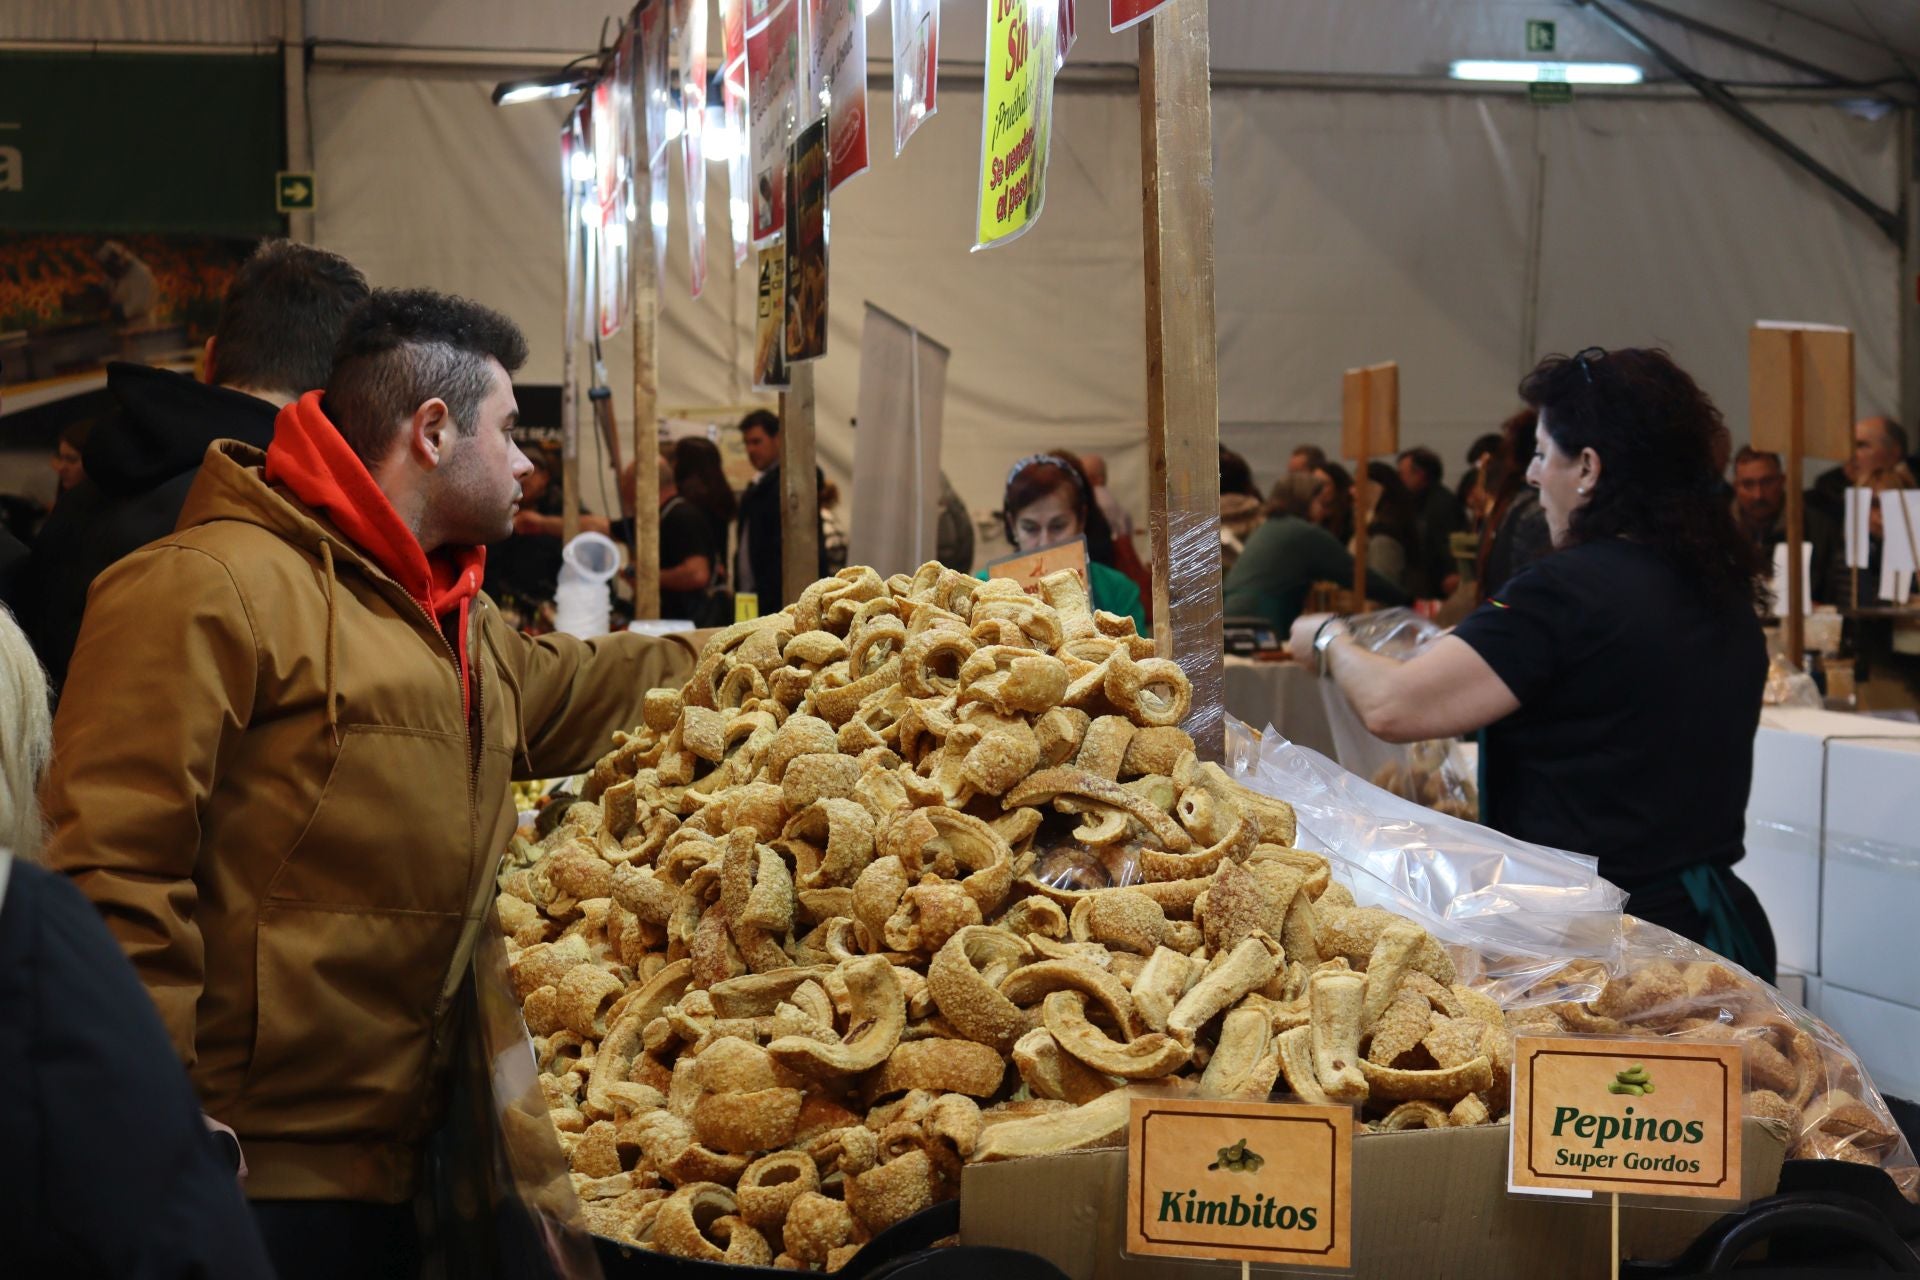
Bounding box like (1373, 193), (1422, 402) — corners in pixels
(85, 362), (280, 498)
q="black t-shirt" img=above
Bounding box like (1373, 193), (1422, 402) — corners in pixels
(659, 496), (716, 622)
(1451, 539), (1766, 890)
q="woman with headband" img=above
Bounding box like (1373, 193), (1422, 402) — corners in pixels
(995, 451), (1147, 633)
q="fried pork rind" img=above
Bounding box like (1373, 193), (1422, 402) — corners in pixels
(496, 565), (1605, 1270)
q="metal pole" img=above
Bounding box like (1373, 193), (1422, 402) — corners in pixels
(1901, 108), (1920, 434)
(1785, 330), (1805, 667)
(281, 0), (312, 243)
(1139, 0), (1224, 763)
(631, 139), (662, 619)
(780, 364), (820, 607)
(561, 143), (583, 547)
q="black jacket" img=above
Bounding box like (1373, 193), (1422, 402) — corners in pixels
(0, 857), (273, 1278)
(27, 363), (279, 686)
(735, 463), (828, 608)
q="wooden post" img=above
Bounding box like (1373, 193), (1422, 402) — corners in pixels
(1351, 375), (1371, 604)
(560, 133), (583, 547)
(1785, 330), (1806, 667)
(1139, 0), (1224, 764)
(1342, 362), (1398, 608)
(780, 363), (820, 607)
(630, 140), (662, 618)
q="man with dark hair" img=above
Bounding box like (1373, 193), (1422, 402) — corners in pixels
(1397, 446), (1466, 599)
(733, 408), (825, 610)
(41, 288), (695, 1279)
(1731, 445), (1838, 605)
(27, 240), (372, 686)
(1288, 444), (1326, 475)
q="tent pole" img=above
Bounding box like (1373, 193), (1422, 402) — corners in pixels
(780, 365), (820, 608)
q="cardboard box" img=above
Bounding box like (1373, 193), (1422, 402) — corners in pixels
(1816, 983), (1920, 1104)
(961, 1121), (1785, 1280)
(1743, 708), (1920, 980)
(1819, 737), (1920, 1007)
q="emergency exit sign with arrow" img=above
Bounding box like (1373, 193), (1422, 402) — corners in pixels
(276, 171), (315, 212)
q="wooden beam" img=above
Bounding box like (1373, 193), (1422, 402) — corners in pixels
(780, 363), (820, 607)
(560, 140), (582, 547)
(1785, 329), (1806, 667)
(630, 179), (662, 619)
(1139, 0), (1223, 763)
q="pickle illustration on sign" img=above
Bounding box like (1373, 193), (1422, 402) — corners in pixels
(1208, 1138), (1266, 1174)
(1609, 1064), (1655, 1096)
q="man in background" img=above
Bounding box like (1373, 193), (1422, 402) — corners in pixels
(50, 421), (92, 498)
(28, 241), (370, 687)
(1732, 446), (1837, 605)
(1809, 415), (1912, 524)
(95, 241), (158, 324)
(1397, 445), (1466, 599)
(1289, 444), (1326, 475)
(733, 408), (824, 609)
(658, 453), (719, 621)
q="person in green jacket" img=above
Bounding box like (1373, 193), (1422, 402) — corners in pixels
(988, 451), (1147, 633)
(1224, 472), (1406, 633)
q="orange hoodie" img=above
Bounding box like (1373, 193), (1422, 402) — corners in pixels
(265, 391), (486, 717)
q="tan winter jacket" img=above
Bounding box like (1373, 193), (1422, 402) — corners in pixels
(42, 442), (693, 1202)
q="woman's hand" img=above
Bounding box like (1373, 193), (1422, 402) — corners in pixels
(1289, 612), (1340, 666)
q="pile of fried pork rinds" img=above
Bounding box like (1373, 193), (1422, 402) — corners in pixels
(1512, 922), (1920, 1200)
(495, 564), (1514, 1270)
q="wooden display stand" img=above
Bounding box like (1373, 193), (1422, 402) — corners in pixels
(1342, 361), (1400, 604)
(1749, 322), (1852, 667)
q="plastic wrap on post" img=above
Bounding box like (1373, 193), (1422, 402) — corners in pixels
(1226, 719), (1919, 1201)
(1764, 649), (1823, 707)
(1160, 502), (1225, 763)
(472, 927), (604, 1279)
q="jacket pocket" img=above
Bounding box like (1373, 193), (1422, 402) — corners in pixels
(265, 723), (471, 914)
(239, 902), (465, 1141)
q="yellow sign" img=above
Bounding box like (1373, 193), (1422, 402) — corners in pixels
(1125, 1095), (1353, 1269)
(974, 0), (1056, 249)
(734, 591), (761, 622)
(1509, 1036), (1744, 1200)
(982, 535), (1088, 596)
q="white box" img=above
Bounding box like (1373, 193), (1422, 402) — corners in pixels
(1819, 737), (1920, 1006)
(1744, 725), (1827, 975)
(1813, 983), (1920, 1104)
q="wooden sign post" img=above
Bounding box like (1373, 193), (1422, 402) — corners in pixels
(1140, 0), (1225, 763)
(1750, 322), (1853, 667)
(560, 128), (584, 547)
(1342, 362), (1399, 605)
(629, 107), (662, 620)
(780, 364), (820, 608)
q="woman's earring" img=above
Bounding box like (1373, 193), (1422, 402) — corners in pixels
(1576, 485), (1588, 495)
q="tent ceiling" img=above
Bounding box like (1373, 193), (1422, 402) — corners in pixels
(6, 0), (1919, 88)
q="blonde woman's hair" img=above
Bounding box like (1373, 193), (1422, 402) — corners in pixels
(0, 606), (52, 860)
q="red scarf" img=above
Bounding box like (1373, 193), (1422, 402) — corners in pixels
(265, 391), (487, 717)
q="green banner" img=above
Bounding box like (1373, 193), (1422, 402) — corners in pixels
(0, 52), (285, 236)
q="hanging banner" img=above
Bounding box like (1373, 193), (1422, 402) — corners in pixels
(675, 0), (709, 298)
(590, 74), (630, 338)
(746, 0), (800, 245)
(783, 117), (829, 364)
(891, 0), (939, 156)
(974, 0), (1059, 251)
(1058, 0), (1077, 65)
(722, 0), (752, 265)
(1109, 0), (1170, 34)
(752, 245), (789, 390)
(630, 1), (672, 279)
(806, 0), (870, 191)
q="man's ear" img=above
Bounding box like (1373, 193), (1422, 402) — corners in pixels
(410, 399), (452, 469)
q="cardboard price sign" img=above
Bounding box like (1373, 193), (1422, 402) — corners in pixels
(982, 536), (1088, 595)
(1125, 1095), (1353, 1269)
(1509, 1036), (1744, 1200)
(1750, 322), (1853, 462)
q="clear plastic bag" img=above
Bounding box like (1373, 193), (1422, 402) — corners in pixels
(1763, 648), (1823, 708)
(1320, 608), (1479, 819)
(1228, 719), (1920, 1200)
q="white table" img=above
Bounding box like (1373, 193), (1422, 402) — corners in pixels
(1220, 655), (1338, 760)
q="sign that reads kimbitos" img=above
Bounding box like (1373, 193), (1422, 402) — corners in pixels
(1509, 1036), (1744, 1200)
(1125, 1095), (1352, 1269)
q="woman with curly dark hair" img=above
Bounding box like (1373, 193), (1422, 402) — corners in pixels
(1288, 348), (1774, 978)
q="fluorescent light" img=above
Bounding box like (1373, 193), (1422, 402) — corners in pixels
(1449, 60), (1644, 85)
(864, 0), (883, 14)
(569, 148), (596, 183)
(492, 68), (595, 106)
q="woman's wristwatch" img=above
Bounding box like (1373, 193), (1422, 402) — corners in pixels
(1312, 615), (1350, 677)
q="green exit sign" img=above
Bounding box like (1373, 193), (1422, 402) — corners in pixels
(276, 170), (315, 212)
(1526, 19), (1557, 52)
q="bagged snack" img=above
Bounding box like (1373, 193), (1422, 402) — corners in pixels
(1318, 609), (1479, 819)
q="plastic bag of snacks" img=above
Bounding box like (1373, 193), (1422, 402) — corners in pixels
(1316, 608), (1479, 819)
(1231, 722), (1919, 1201)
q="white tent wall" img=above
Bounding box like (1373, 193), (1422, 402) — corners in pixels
(312, 67), (1903, 542)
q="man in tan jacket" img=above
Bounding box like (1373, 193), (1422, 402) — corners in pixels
(42, 289), (694, 1277)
